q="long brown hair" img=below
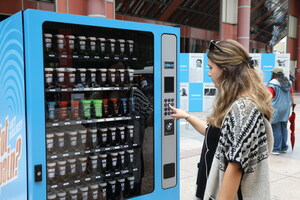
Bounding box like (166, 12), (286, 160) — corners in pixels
(207, 39), (273, 128)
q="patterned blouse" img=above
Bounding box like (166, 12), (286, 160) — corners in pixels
(204, 98), (273, 200)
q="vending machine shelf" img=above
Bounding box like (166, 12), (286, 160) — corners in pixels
(45, 86), (131, 92)
(48, 167), (138, 189)
(47, 144), (140, 160)
(46, 116), (140, 127)
(44, 53), (138, 62)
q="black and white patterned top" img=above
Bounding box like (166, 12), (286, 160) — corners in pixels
(204, 98), (273, 200)
(216, 98), (269, 173)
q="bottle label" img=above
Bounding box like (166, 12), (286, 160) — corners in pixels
(92, 191), (98, 199)
(82, 191), (88, 200)
(102, 189), (106, 197)
(47, 168), (55, 178)
(71, 194), (77, 200)
(91, 73), (96, 82)
(92, 160), (98, 169)
(59, 165), (66, 176)
(70, 136), (77, 146)
(81, 135), (86, 144)
(69, 74), (75, 83)
(120, 131), (125, 140)
(130, 181), (134, 189)
(81, 162), (87, 172)
(102, 134), (107, 142)
(58, 73), (64, 83)
(58, 137), (64, 148)
(45, 74), (53, 83)
(112, 158), (117, 166)
(92, 134), (97, 143)
(112, 132), (116, 141)
(102, 160), (107, 168)
(47, 138), (54, 149)
(80, 74), (86, 82)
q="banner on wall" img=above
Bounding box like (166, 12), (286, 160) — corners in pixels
(203, 83), (217, 111)
(249, 53), (262, 70)
(189, 53), (203, 83)
(275, 54), (290, 77)
(179, 53), (289, 112)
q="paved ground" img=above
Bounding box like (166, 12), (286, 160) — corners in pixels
(180, 93), (300, 200)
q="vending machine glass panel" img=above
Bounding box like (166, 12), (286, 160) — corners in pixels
(43, 21), (155, 199)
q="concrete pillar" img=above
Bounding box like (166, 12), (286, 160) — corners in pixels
(87, 0), (106, 18)
(237, 0), (251, 51)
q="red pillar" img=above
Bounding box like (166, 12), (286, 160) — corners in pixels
(296, 15), (300, 92)
(106, 0), (115, 19)
(237, 0), (250, 51)
(87, 0), (106, 18)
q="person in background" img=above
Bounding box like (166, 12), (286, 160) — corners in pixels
(289, 71), (295, 83)
(267, 67), (295, 155)
(170, 39), (274, 200)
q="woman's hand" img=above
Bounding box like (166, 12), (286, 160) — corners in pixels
(169, 104), (207, 135)
(169, 104), (190, 120)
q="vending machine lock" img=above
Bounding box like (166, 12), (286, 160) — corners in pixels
(34, 164), (42, 182)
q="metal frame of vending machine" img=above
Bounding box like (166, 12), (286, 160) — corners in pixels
(0, 9), (179, 200)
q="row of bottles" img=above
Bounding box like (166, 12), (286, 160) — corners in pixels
(44, 33), (135, 58)
(45, 66), (135, 89)
(47, 149), (135, 182)
(46, 97), (136, 122)
(47, 176), (136, 200)
(46, 125), (135, 154)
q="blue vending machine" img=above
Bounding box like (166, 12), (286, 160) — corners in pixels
(0, 9), (179, 200)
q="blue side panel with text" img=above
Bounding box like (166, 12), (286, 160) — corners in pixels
(189, 83), (203, 112)
(179, 53), (189, 82)
(0, 12), (27, 200)
(261, 53), (275, 83)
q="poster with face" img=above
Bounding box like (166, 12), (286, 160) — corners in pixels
(275, 54), (290, 77)
(203, 83), (217, 111)
(180, 83), (189, 111)
(189, 53), (203, 83)
(249, 53), (261, 69)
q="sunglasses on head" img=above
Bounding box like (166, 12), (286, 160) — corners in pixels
(208, 40), (224, 53)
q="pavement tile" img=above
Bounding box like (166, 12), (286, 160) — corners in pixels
(180, 176), (198, 200)
(180, 155), (200, 175)
(180, 168), (195, 180)
(271, 176), (300, 200)
(269, 155), (300, 176)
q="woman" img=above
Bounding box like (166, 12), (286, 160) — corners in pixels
(170, 40), (274, 200)
(267, 67), (295, 154)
